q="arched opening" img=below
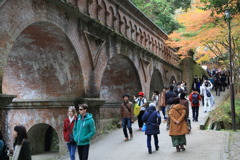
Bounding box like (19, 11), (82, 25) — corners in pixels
(2, 22), (83, 100)
(170, 75), (177, 85)
(150, 69), (164, 95)
(100, 54), (142, 102)
(28, 123), (59, 154)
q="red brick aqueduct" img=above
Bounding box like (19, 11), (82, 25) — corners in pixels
(0, 0), (196, 155)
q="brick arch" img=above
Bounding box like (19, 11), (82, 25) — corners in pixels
(28, 123), (59, 154)
(169, 74), (177, 85)
(100, 54), (142, 102)
(107, 5), (115, 28)
(89, 0), (98, 19)
(117, 12), (123, 33)
(150, 68), (164, 95)
(2, 21), (84, 100)
(0, 1), (87, 98)
(98, 0), (107, 24)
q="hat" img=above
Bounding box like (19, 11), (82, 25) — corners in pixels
(138, 92), (144, 96)
(149, 103), (156, 107)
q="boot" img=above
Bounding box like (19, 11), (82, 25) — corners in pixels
(176, 145), (180, 152)
(155, 146), (159, 151)
(148, 148), (152, 154)
(180, 144), (186, 151)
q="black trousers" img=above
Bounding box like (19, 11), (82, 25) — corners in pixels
(78, 145), (90, 160)
(192, 106), (199, 121)
(138, 110), (145, 128)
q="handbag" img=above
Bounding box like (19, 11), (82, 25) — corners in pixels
(206, 89), (211, 97)
(142, 124), (146, 132)
(134, 103), (141, 116)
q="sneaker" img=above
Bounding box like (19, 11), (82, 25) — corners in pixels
(124, 137), (128, 141)
(156, 146), (159, 151)
(130, 134), (133, 139)
(204, 111), (207, 113)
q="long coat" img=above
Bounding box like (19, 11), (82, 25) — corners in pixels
(169, 104), (189, 136)
(142, 106), (161, 135)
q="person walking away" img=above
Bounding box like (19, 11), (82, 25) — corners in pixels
(200, 80), (213, 112)
(151, 90), (159, 106)
(179, 93), (189, 120)
(165, 85), (177, 130)
(142, 103), (161, 154)
(0, 130), (9, 160)
(158, 87), (167, 121)
(73, 104), (96, 160)
(134, 92), (147, 130)
(120, 94), (134, 141)
(169, 98), (189, 152)
(189, 89), (202, 122)
(12, 125), (31, 160)
(63, 106), (77, 160)
(214, 74), (221, 96)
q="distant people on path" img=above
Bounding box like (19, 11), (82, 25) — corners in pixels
(172, 80), (178, 91)
(169, 98), (189, 152)
(151, 90), (159, 106)
(214, 73), (222, 96)
(180, 81), (187, 94)
(165, 85), (177, 130)
(174, 83), (184, 97)
(189, 88), (202, 122)
(12, 125), (31, 160)
(134, 92), (147, 130)
(0, 130), (8, 160)
(73, 104), (96, 160)
(142, 103), (161, 154)
(158, 87), (168, 121)
(63, 106), (77, 160)
(120, 94), (134, 141)
(200, 80), (214, 112)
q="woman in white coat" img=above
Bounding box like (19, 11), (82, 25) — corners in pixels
(200, 80), (214, 112)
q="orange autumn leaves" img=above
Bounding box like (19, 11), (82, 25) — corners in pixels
(166, 6), (234, 61)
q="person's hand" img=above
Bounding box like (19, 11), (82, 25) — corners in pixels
(175, 121), (180, 124)
(133, 95), (136, 99)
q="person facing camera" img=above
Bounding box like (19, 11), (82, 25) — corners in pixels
(142, 103), (161, 154)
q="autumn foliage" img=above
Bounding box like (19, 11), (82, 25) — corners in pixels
(167, 1), (240, 65)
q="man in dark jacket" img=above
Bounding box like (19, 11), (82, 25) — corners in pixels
(142, 103), (161, 154)
(165, 85), (177, 130)
(120, 94), (134, 141)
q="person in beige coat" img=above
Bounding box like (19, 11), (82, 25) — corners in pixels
(169, 97), (189, 152)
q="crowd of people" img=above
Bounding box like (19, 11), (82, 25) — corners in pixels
(0, 71), (229, 159)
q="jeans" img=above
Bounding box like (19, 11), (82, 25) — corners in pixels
(161, 106), (166, 119)
(67, 142), (77, 160)
(77, 145), (90, 160)
(147, 134), (159, 150)
(138, 111), (145, 128)
(122, 118), (132, 138)
(191, 106), (199, 121)
(215, 87), (220, 96)
(204, 98), (212, 112)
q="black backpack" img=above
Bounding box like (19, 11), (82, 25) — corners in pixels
(192, 93), (199, 105)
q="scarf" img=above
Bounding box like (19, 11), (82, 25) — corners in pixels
(69, 116), (74, 124)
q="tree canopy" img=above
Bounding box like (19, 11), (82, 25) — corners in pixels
(130, 0), (191, 34)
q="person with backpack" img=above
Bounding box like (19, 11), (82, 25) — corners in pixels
(63, 106), (77, 160)
(189, 88), (202, 122)
(120, 94), (134, 141)
(133, 92), (147, 130)
(200, 80), (213, 112)
(169, 98), (189, 152)
(142, 103), (161, 154)
(0, 130), (9, 160)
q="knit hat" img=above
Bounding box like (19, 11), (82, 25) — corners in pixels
(149, 103), (156, 107)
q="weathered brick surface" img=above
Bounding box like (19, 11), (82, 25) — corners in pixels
(0, 0), (184, 155)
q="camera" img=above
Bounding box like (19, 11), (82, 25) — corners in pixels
(204, 80), (210, 87)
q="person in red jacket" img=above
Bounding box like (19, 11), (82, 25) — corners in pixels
(189, 89), (202, 122)
(63, 106), (77, 160)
